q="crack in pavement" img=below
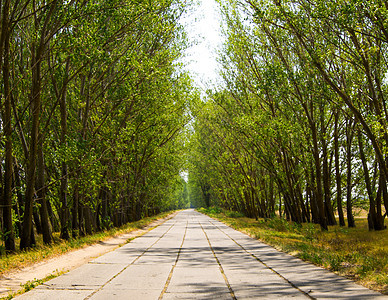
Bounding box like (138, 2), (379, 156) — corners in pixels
(13, 210), (386, 300)
(199, 220), (237, 300)
(83, 220), (177, 299)
(158, 220), (188, 299)
(208, 219), (316, 299)
(0, 213), (178, 299)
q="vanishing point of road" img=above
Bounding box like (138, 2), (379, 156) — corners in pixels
(16, 210), (386, 299)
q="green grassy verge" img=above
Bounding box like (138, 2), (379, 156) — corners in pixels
(198, 207), (388, 295)
(0, 211), (174, 277)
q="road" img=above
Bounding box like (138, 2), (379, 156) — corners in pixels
(16, 209), (386, 299)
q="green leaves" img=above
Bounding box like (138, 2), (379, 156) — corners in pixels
(0, 0), (196, 245)
(189, 0), (388, 227)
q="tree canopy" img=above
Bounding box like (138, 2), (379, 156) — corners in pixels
(1, 0), (387, 254)
(188, 0), (387, 231)
(0, 0), (194, 252)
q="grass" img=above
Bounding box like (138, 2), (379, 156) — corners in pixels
(198, 207), (388, 295)
(0, 211), (174, 277)
(1, 271), (62, 300)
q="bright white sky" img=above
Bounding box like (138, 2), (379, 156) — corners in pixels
(180, 0), (223, 90)
(179, 0), (223, 181)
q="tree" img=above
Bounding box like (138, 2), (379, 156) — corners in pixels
(0, 0), (196, 252)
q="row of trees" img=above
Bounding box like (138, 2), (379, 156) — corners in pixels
(189, 0), (387, 231)
(0, 0), (193, 252)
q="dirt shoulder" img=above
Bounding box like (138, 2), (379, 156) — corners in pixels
(0, 212), (177, 298)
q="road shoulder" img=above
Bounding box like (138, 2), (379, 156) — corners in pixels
(0, 212), (177, 299)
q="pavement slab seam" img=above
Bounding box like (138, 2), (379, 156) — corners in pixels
(0, 212), (178, 299)
(158, 220), (188, 300)
(208, 219), (316, 300)
(39, 287), (96, 291)
(199, 220), (237, 300)
(14, 210), (387, 300)
(83, 220), (177, 300)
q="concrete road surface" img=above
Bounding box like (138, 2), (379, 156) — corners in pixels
(16, 209), (386, 299)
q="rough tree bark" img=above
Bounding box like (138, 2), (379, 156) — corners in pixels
(1, 0), (16, 251)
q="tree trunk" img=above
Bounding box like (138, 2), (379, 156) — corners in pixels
(20, 39), (42, 250)
(334, 111), (345, 226)
(278, 191), (282, 218)
(320, 106), (336, 225)
(311, 122), (328, 230)
(346, 118), (355, 228)
(84, 205), (92, 235)
(358, 130), (383, 230)
(37, 142), (52, 243)
(1, 10), (15, 251)
(33, 207), (42, 234)
(46, 199), (60, 232)
(72, 184), (79, 237)
(382, 160), (388, 219)
(78, 201), (85, 236)
(101, 187), (109, 229)
(13, 159), (25, 234)
(0, 164), (3, 234)
(309, 169), (320, 224)
(375, 173), (386, 230)
(59, 59), (70, 240)
(322, 141), (336, 225)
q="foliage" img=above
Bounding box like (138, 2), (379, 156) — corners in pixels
(188, 0), (388, 232)
(0, 0), (196, 251)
